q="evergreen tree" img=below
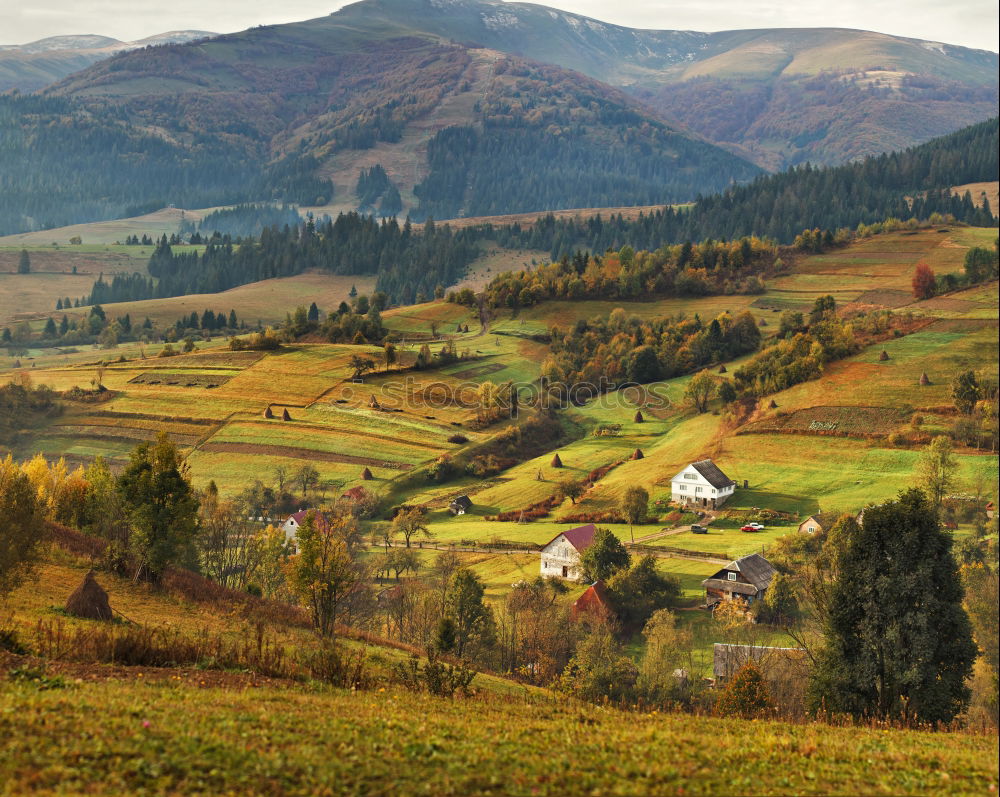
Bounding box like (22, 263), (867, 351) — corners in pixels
(17, 249), (30, 274)
(42, 318), (57, 338)
(808, 488), (976, 724)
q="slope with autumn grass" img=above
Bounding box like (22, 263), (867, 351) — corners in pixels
(0, 534), (996, 795)
(1, 676), (996, 795)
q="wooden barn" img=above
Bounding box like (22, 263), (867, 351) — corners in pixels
(702, 553), (775, 606)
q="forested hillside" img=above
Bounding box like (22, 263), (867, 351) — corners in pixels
(74, 118), (998, 307)
(0, 25), (758, 235)
(0, 94), (329, 235)
(494, 118), (1000, 257)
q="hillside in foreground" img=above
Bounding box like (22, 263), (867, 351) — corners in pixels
(1, 546), (996, 795)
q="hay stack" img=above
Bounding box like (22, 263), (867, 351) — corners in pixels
(263, 406), (274, 419)
(282, 408), (292, 421)
(360, 467), (373, 481)
(919, 372), (931, 385)
(551, 453), (563, 468)
(634, 410), (644, 423)
(66, 570), (112, 621)
(879, 350), (890, 361)
(631, 448), (644, 460)
(718, 364), (727, 374)
(369, 395), (381, 409)
(769, 399), (778, 409)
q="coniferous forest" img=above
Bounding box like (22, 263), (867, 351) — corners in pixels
(81, 118), (998, 307)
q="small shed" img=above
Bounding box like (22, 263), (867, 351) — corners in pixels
(797, 513), (836, 535)
(343, 486), (368, 502)
(448, 495), (473, 515)
(571, 580), (613, 622)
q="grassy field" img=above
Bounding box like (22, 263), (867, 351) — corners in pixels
(0, 668), (994, 795)
(0, 207), (216, 247)
(2, 547), (995, 796)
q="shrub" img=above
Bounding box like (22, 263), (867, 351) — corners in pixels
(715, 661), (771, 718)
(447, 433), (469, 444)
(394, 648), (476, 698)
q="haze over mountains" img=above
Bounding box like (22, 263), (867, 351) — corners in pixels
(0, 0), (996, 234)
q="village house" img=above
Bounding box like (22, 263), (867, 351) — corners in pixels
(448, 495), (473, 515)
(540, 523), (596, 581)
(280, 509), (310, 543)
(702, 553), (775, 606)
(670, 459), (736, 509)
(797, 513), (836, 534)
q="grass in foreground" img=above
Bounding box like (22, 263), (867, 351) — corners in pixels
(0, 677), (995, 796)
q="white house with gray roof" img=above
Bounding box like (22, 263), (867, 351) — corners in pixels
(670, 459), (736, 509)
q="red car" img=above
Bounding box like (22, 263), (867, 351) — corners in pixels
(740, 524), (760, 532)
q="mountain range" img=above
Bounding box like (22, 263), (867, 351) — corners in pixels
(0, 31), (214, 93)
(0, 0), (996, 234)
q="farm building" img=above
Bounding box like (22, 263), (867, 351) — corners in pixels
(281, 509), (310, 542)
(540, 523), (597, 581)
(713, 643), (809, 685)
(797, 513), (836, 534)
(571, 580), (613, 622)
(670, 459), (736, 508)
(702, 553), (775, 606)
(448, 495), (473, 515)
(342, 486), (368, 502)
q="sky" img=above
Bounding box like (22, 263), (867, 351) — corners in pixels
(4, 0), (999, 52)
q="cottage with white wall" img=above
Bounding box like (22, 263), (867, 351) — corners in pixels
(539, 523), (596, 581)
(670, 459), (736, 509)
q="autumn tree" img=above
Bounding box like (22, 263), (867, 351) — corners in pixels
(0, 455), (46, 598)
(620, 485), (649, 542)
(117, 433), (199, 580)
(392, 507), (432, 548)
(918, 435), (958, 509)
(579, 527), (631, 583)
(684, 369), (716, 413)
(289, 510), (369, 637)
(443, 568), (496, 660)
(911, 263), (936, 300)
(557, 478), (584, 505)
(637, 609), (694, 704)
(716, 661), (771, 717)
(952, 370), (980, 415)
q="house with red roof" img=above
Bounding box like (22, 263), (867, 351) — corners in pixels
(281, 509), (310, 543)
(540, 523), (596, 581)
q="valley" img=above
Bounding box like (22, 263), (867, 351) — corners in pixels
(1, 2), (998, 793)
